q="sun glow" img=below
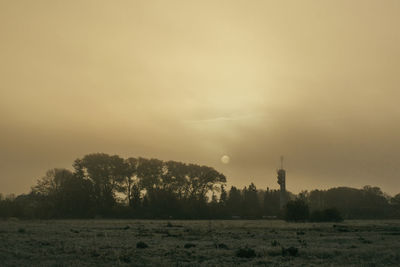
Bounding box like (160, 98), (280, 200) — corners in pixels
(221, 155), (230, 164)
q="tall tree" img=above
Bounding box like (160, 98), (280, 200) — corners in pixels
(32, 168), (93, 218)
(162, 160), (187, 197)
(185, 164), (226, 201)
(73, 153), (126, 214)
(263, 188), (280, 216)
(243, 183), (261, 218)
(136, 157), (163, 194)
(226, 186), (242, 216)
(122, 157), (139, 206)
(219, 185), (227, 205)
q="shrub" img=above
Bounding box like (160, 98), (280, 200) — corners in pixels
(282, 246), (298, 257)
(184, 243), (196, 249)
(217, 243), (229, 249)
(310, 208), (343, 222)
(271, 240), (280, 247)
(136, 241), (148, 249)
(284, 199), (309, 222)
(236, 247), (256, 258)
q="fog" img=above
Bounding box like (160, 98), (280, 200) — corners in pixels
(1, 0), (399, 195)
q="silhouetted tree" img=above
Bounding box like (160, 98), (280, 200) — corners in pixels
(263, 188), (280, 216)
(31, 168), (94, 218)
(220, 185), (227, 205)
(2, 151), (397, 220)
(137, 157), (164, 193)
(32, 168), (73, 196)
(73, 153), (125, 215)
(284, 199), (309, 222)
(130, 184), (141, 209)
(184, 164), (226, 201)
(392, 193), (400, 206)
(307, 186), (392, 219)
(242, 183), (261, 218)
(226, 186), (242, 216)
(121, 157), (138, 207)
(162, 160), (187, 197)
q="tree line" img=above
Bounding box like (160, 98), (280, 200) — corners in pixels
(1, 153), (399, 219)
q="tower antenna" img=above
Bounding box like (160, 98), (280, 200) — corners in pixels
(277, 156), (287, 210)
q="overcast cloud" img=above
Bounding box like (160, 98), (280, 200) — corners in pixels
(1, 0), (399, 195)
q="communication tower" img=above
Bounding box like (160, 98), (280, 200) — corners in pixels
(277, 156), (287, 209)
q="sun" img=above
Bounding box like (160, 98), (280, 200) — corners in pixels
(220, 155), (230, 164)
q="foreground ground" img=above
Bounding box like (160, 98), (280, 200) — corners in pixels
(0, 219), (399, 266)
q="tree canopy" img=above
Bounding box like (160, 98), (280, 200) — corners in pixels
(1, 153), (399, 220)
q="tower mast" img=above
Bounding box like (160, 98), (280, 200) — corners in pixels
(277, 156), (287, 210)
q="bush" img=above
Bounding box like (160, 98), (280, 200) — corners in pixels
(235, 247), (256, 258)
(310, 208), (343, 222)
(271, 240), (280, 247)
(217, 243), (229, 249)
(284, 199), (309, 222)
(184, 243), (196, 249)
(282, 246), (299, 257)
(136, 241), (148, 249)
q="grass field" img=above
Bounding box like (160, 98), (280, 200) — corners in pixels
(1, 219), (399, 266)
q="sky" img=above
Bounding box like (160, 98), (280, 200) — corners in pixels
(1, 0), (400, 196)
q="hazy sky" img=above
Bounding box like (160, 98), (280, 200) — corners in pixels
(1, 0), (400, 195)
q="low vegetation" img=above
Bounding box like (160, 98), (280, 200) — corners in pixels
(310, 208), (343, 222)
(0, 220), (399, 266)
(235, 247), (256, 258)
(284, 199), (344, 222)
